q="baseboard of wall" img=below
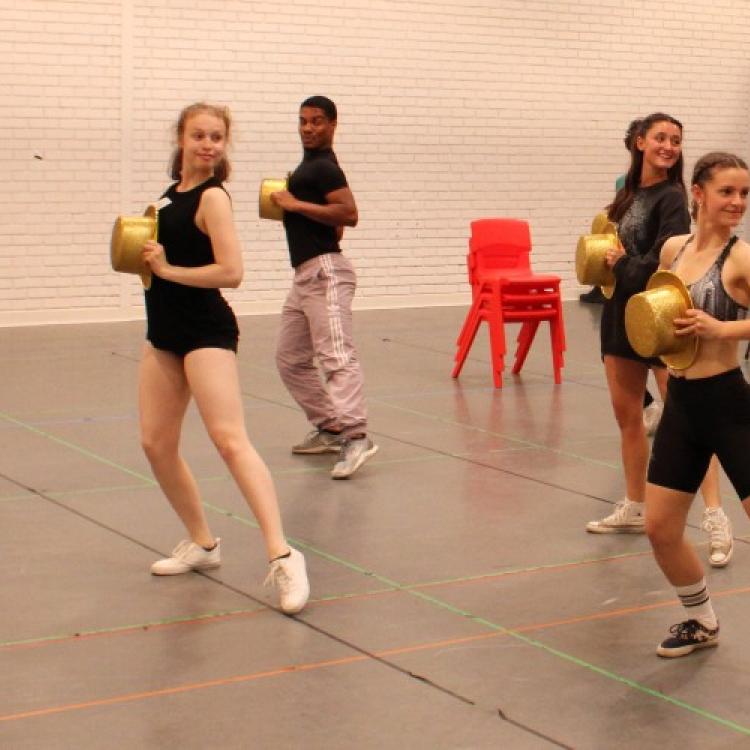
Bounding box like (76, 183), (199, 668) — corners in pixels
(0, 294), (453, 328)
(0, 289), (588, 328)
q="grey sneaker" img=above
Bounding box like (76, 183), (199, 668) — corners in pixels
(150, 538), (221, 575)
(586, 498), (645, 534)
(702, 507), (733, 568)
(331, 437), (379, 479)
(292, 429), (343, 454)
(264, 548), (310, 614)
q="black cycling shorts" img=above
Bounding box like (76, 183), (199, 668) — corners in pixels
(648, 368), (750, 499)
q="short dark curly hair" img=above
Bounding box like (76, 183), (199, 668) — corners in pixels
(301, 95), (337, 121)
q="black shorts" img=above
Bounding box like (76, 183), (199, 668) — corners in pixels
(600, 293), (665, 367)
(647, 368), (750, 499)
(150, 334), (238, 358)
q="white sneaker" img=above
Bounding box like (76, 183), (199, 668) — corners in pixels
(264, 548), (310, 614)
(150, 539), (221, 575)
(586, 499), (645, 534)
(643, 401), (663, 437)
(331, 437), (379, 479)
(702, 507), (733, 568)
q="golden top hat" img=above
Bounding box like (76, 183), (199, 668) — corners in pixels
(259, 178), (288, 221)
(590, 211), (610, 234)
(110, 205), (157, 289)
(575, 217), (618, 299)
(624, 270), (699, 370)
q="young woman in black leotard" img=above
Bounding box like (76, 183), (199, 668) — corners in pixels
(646, 152), (750, 657)
(587, 114), (723, 549)
(139, 103), (309, 614)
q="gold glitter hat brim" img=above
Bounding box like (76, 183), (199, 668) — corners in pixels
(576, 228), (617, 297)
(110, 205), (157, 289)
(259, 178), (288, 221)
(590, 211), (609, 234)
(646, 270), (699, 369)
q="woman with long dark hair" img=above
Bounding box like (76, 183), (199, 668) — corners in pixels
(586, 114), (725, 558)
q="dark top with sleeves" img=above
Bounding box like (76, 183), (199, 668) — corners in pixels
(145, 176), (239, 354)
(600, 181), (690, 363)
(282, 148), (348, 268)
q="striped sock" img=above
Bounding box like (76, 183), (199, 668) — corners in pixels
(676, 578), (717, 630)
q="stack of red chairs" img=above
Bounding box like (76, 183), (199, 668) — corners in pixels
(451, 218), (566, 388)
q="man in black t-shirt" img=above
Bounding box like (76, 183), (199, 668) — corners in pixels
(271, 96), (378, 479)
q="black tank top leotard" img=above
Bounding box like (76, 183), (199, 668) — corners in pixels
(145, 177), (239, 355)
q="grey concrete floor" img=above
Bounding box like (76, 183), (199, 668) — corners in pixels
(1, 302), (750, 749)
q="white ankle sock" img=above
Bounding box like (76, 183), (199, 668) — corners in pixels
(676, 578), (717, 629)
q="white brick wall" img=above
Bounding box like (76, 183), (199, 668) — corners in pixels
(3, 0), (750, 325)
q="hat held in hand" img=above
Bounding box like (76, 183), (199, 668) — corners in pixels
(576, 216), (617, 299)
(259, 178), (288, 221)
(625, 270), (699, 370)
(111, 205), (157, 289)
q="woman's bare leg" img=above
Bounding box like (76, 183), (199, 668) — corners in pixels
(184, 348), (288, 561)
(139, 344), (215, 548)
(645, 483), (702, 584)
(604, 355), (650, 503)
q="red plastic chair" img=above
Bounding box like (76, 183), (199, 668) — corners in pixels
(452, 218), (566, 387)
(468, 218), (532, 286)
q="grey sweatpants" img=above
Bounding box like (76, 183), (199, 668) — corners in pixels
(276, 253), (368, 438)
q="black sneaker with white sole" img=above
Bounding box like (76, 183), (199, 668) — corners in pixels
(656, 619), (719, 658)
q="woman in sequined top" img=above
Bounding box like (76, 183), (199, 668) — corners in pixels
(587, 114), (722, 542)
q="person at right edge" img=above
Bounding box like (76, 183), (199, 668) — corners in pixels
(586, 113), (730, 570)
(647, 152), (750, 657)
(271, 96), (378, 479)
